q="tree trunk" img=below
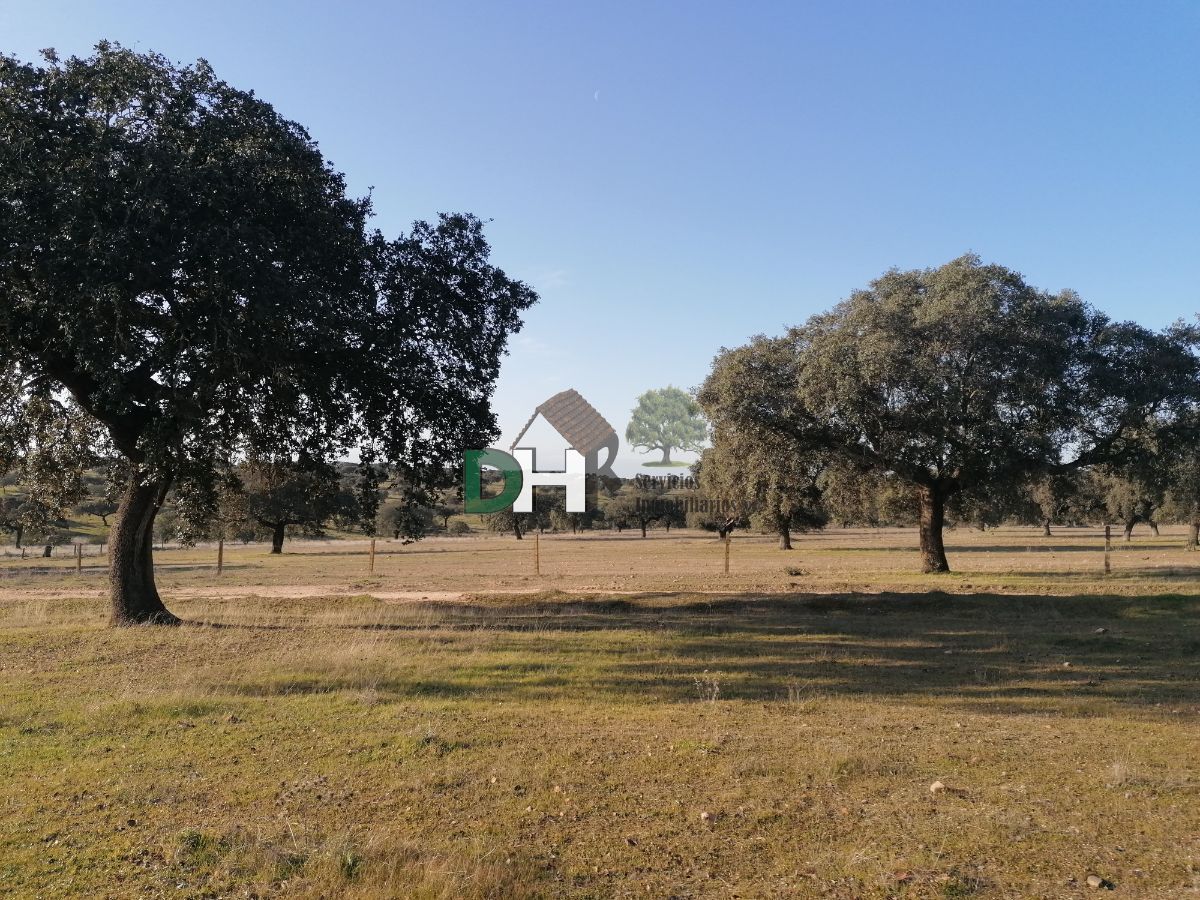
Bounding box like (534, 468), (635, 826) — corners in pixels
(270, 522), (286, 554)
(640, 520), (647, 538)
(110, 472), (179, 626)
(14, 524), (22, 548)
(1124, 519), (1135, 542)
(42, 544), (52, 558)
(778, 523), (793, 550)
(1042, 518), (1052, 537)
(917, 485), (950, 573)
(513, 519), (523, 540)
(659, 447), (672, 464)
(1150, 520), (1160, 537)
(1187, 521), (1198, 550)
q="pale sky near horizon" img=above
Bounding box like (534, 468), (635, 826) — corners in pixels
(3, 1), (1198, 474)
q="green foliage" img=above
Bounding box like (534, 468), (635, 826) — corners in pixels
(603, 484), (675, 536)
(379, 492), (435, 544)
(240, 457), (348, 550)
(0, 44), (536, 617)
(699, 254), (1200, 571)
(0, 364), (99, 545)
(699, 424), (826, 547)
(626, 386), (707, 464)
(818, 461), (917, 527)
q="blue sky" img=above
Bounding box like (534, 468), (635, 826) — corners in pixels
(3, 1), (1198, 473)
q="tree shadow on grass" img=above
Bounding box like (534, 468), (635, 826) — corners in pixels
(192, 591), (1200, 715)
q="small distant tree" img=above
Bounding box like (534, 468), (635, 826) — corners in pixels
(1162, 444), (1200, 548)
(34, 525), (71, 558)
(947, 479), (1034, 532)
(154, 506), (181, 549)
(1099, 465), (1166, 541)
(541, 490), (600, 534)
(698, 428), (826, 550)
(76, 499), (119, 528)
(0, 496), (26, 548)
(377, 477), (436, 544)
(433, 493), (464, 530)
(241, 458), (347, 553)
(484, 508), (528, 540)
(1028, 470), (1101, 536)
(626, 387), (706, 465)
(174, 468), (248, 545)
(604, 492), (666, 538)
(0, 371), (97, 551)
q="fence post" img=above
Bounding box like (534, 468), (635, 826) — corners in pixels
(75, 543), (82, 575)
(217, 538), (224, 576)
(369, 538), (376, 574)
(535, 530), (541, 575)
(1104, 525), (1111, 575)
(724, 535), (731, 574)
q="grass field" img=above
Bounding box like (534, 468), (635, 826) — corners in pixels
(2, 526), (1199, 897)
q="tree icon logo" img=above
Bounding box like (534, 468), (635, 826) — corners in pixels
(626, 386), (707, 467)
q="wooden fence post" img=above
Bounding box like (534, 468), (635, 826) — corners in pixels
(217, 538), (224, 576)
(724, 535), (731, 574)
(535, 530), (541, 575)
(369, 538), (376, 574)
(1104, 525), (1111, 575)
(75, 543), (82, 575)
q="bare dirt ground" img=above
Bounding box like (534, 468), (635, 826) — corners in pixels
(2, 523), (1196, 605)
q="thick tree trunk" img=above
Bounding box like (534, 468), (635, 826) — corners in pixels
(1150, 520), (1160, 537)
(270, 522), (286, 554)
(778, 523), (793, 550)
(1124, 519), (1135, 542)
(639, 520), (647, 538)
(42, 544), (52, 558)
(917, 485), (950, 573)
(14, 524), (22, 548)
(1042, 518), (1052, 537)
(1187, 522), (1199, 550)
(110, 473), (179, 626)
(513, 519), (523, 540)
(660, 447), (672, 464)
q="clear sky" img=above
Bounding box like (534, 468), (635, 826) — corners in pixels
(3, 1), (1198, 473)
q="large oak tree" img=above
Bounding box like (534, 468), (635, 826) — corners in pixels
(0, 45), (536, 623)
(699, 255), (1198, 572)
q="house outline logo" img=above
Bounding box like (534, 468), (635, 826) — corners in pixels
(509, 389), (619, 479)
(463, 389), (619, 514)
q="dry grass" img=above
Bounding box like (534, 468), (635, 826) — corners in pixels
(1, 526), (1199, 897)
